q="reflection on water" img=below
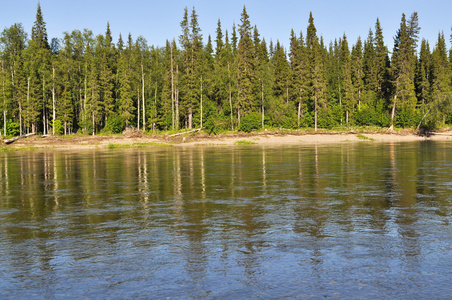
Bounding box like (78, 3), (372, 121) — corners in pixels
(0, 142), (451, 298)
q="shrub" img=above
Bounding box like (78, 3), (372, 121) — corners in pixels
(102, 115), (125, 134)
(6, 120), (19, 136)
(239, 112), (261, 133)
(204, 117), (220, 135)
(52, 120), (63, 135)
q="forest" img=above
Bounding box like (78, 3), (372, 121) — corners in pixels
(1, 4), (452, 137)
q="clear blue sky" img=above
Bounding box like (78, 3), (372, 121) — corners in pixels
(1, 0), (451, 51)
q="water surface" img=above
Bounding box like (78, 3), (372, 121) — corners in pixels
(0, 142), (451, 299)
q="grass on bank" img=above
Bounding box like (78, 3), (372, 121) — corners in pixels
(356, 134), (375, 141)
(107, 142), (171, 149)
(234, 139), (256, 145)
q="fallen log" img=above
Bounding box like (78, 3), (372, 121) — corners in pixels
(4, 133), (35, 145)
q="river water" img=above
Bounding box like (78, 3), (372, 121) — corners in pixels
(0, 142), (451, 299)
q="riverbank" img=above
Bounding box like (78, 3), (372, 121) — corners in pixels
(1, 128), (451, 150)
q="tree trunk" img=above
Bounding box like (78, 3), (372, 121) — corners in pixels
(137, 88), (140, 130)
(52, 65), (56, 135)
(1, 60), (6, 137)
(298, 101), (301, 128)
(261, 81), (264, 129)
(228, 62), (233, 130)
(175, 65), (179, 130)
(142, 65), (145, 130)
(43, 77), (46, 135)
(390, 94), (397, 130)
(188, 108), (193, 130)
(3, 110), (6, 137)
(153, 86), (157, 132)
(84, 65), (87, 132)
(27, 77), (30, 134)
(171, 45), (175, 131)
(358, 89), (361, 110)
(19, 101), (22, 136)
(92, 89), (95, 136)
(314, 96), (318, 132)
(200, 75), (203, 129)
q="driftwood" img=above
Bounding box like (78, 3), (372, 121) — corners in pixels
(4, 133), (35, 145)
(168, 128), (201, 137)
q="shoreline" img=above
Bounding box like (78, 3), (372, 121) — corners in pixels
(2, 129), (451, 150)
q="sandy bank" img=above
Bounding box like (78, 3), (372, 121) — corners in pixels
(1, 129), (451, 150)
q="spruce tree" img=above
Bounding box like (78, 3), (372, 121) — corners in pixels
(117, 33), (136, 127)
(374, 18), (390, 100)
(341, 35), (354, 124)
(415, 39), (432, 109)
(0, 23), (28, 135)
(25, 2), (51, 133)
(428, 33), (452, 126)
(351, 37), (364, 111)
(363, 29), (378, 105)
(306, 12), (326, 131)
(179, 7), (203, 129)
(236, 6), (255, 124)
(289, 29), (309, 127)
(391, 13), (419, 128)
(31, 2), (50, 50)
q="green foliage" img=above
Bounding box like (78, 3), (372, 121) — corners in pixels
(355, 107), (378, 126)
(235, 139), (255, 145)
(0, 6), (451, 135)
(239, 112), (261, 132)
(204, 116), (230, 135)
(5, 120), (20, 136)
(52, 120), (63, 135)
(357, 134), (375, 141)
(395, 108), (420, 128)
(78, 118), (94, 135)
(102, 114), (125, 134)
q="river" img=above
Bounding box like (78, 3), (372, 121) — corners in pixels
(0, 142), (451, 299)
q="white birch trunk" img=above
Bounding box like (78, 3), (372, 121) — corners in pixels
(52, 65), (56, 135)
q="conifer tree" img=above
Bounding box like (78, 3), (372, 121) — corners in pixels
(289, 29), (309, 127)
(86, 37), (102, 134)
(134, 36), (149, 130)
(374, 18), (390, 100)
(269, 40), (290, 127)
(391, 13), (419, 128)
(306, 12), (326, 131)
(340, 35), (354, 124)
(222, 30), (237, 129)
(200, 35), (214, 128)
(213, 19), (227, 112)
(363, 29), (378, 106)
(254, 35), (271, 128)
(236, 6), (255, 124)
(0, 23), (28, 135)
(415, 39), (432, 109)
(31, 2), (50, 50)
(351, 37), (364, 111)
(179, 7), (203, 129)
(160, 40), (174, 130)
(428, 32), (452, 126)
(117, 33), (136, 127)
(25, 2), (51, 133)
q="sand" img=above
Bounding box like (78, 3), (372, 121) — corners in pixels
(2, 129), (451, 150)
